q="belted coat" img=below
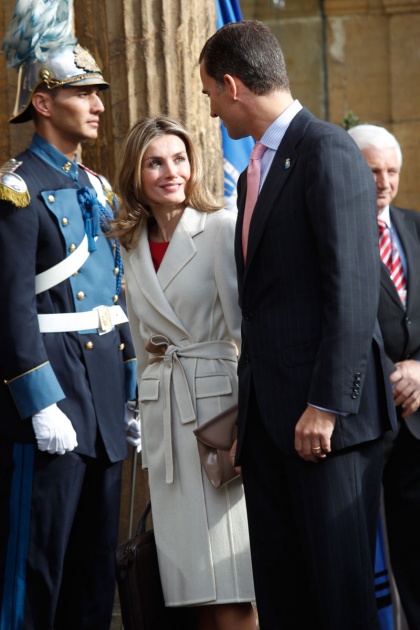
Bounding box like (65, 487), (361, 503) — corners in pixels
(122, 206), (255, 606)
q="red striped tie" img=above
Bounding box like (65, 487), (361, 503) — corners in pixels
(242, 142), (267, 261)
(378, 218), (406, 304)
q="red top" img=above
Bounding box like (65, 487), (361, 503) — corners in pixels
(149, 241), (170, 271)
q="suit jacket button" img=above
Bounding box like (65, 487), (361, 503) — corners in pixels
(85, 341), (93, 350)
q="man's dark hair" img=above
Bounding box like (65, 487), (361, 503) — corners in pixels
(199, 20), (289, 95)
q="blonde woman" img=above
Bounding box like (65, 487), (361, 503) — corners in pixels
(112, 115), (256, 630)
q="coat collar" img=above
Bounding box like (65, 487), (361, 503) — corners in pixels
(123, 207), (207, 342)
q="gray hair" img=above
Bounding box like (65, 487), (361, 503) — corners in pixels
(348, 124), (402, 168)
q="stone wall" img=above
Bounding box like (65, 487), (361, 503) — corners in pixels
(241, 0), (420, 210)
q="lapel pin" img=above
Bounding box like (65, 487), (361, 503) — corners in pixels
(284, 158), (291, 170)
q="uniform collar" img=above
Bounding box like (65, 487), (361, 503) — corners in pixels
(29, 133), (79, 182)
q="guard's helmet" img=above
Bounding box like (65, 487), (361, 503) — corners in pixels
(10, 43), (109, 124)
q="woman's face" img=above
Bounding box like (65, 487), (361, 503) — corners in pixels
(141, 134), (191, 211)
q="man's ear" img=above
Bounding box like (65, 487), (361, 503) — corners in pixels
(223, 74), (239, 100)
(31, 91), (54, 118)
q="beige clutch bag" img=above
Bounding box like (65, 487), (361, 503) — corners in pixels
(193, 404), (239, 489)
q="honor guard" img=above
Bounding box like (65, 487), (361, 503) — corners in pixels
(0, 1), (139, 628)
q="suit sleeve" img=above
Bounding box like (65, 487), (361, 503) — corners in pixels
(304, 129), (381, 413)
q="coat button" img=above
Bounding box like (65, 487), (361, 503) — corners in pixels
(69, 244), (76, 252)
(62, 217), (69, 226)
(77, 291), (85, 300)
(113, 294), (119, 303)
(48, 194), (55, 203)
(85, 341), (93, 350)
(119, 343), (125, 351)
(114, 267), (120, 275)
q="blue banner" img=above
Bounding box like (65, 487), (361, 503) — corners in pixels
(216, 0), (254, 211)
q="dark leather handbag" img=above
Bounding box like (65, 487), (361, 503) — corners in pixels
(193, 404), (240, 489)
(114, 499), (197, 630)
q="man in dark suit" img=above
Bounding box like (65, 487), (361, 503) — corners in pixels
(349, 124), (420, 630)
(200, 21), (397, 630)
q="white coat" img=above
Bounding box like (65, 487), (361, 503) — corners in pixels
(122, 206), (255, 606)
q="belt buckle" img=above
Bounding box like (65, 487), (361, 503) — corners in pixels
(97, 305), (113, 335)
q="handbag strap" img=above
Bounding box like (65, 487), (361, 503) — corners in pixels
(136, 498), (151, 536)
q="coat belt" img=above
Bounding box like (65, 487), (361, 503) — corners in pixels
(145, 335), (238, 484)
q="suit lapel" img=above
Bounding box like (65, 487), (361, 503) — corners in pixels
(390, 207), (420, 313)
(237, 108), (313, 283)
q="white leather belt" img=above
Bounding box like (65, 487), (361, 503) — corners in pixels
(38, 305), (128, 334)
(35, 234), (97, 295)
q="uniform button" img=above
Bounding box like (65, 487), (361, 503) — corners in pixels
(77, 291), (85, 300)
(85, 341), (93, 350)
(72, 270), (79, 276)
(244, 354), (250, 363)
(62, 217), (68, 226)
(48, 194), (55, 203)
(113, 267), (120, 275)
(113, 294), (119, 303)
(69, 244), (76, 252)
(119, 343), (125, 351)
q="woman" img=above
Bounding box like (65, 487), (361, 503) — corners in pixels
(112, 115), (256, 629)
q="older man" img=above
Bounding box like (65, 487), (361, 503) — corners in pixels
(349, 124), (420, 630)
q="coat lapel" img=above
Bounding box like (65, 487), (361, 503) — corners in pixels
(124, 207), (206, 341)
(157, 206), (206, 292)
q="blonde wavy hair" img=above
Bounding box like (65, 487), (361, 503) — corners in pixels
(111, 115), (222, 250)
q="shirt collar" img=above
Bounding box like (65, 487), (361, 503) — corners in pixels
(378, 206), (391, 227)
(260, 99), (303, 151)
(29, 133), (79, 181)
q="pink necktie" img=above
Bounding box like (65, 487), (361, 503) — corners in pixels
(378, 218), (407, 304)
(242, 141), (267, 260)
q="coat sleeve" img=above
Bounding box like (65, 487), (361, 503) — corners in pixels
(214, 212), (242, 354)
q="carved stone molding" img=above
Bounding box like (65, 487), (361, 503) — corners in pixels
(323, 0), (369, 16)
(383, 0), (420, 13)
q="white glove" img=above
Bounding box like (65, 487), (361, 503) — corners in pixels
(32, 404), (78, 455)
(125, 401), (142, 452)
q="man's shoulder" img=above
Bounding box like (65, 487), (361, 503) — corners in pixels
(0, 157), (31, 208)
(391, 205), (420, 226)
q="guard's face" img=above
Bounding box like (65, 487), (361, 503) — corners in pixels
(361, 146), (400, 213)
(141, 134), (191, 212)
(47, 85), (105, 146)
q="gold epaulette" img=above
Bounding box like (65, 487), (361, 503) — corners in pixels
(0, 159), (30, 207)
(98, 173), (120, 210)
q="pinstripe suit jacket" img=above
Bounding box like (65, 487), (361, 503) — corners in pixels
(378, 206), (420, 438)
(234, 107), (397, 458)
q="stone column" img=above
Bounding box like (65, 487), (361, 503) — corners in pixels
(73, 0), (224, 198)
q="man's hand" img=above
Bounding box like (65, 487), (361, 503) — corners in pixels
(390, 360), (420, 418)
(125, 401), (142, 452)
(32, 404), (78, 455)
(295, 406), (336, 463)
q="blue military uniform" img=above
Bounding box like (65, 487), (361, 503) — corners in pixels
(0, 133), (137, 629)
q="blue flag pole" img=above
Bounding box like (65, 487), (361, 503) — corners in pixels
(215, 0), (254, 211)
